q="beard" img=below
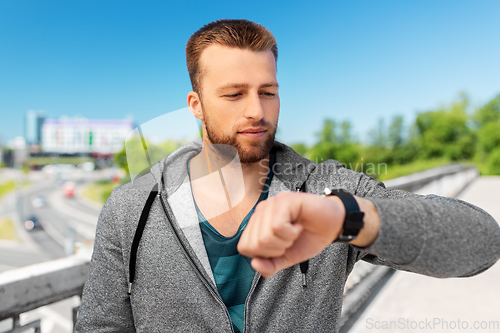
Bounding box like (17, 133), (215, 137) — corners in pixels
(204, 115), (277, 164)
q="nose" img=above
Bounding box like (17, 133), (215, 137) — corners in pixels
(244, 91), (265, 120)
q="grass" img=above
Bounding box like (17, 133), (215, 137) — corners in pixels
(82, 181), (120, 204)
(0, 180), (31, 201)
(0, 181), (16, 200)
(27, 156), (93, 166)
(0, 219), (18, 240)
(376, 158), (456, 181)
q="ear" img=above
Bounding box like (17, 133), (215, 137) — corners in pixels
(187, 91), (204, 121)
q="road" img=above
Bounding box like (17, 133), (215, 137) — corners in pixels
(0, 169), (110, 268)
(0, 168), (109, 333)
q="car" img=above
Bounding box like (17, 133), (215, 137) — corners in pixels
(24, 215), (43, 231)
(41, 164), (58, 174)
(31, 195), (46, 208)
(62, 181), (76, 198)
(80, 162), (95, 172)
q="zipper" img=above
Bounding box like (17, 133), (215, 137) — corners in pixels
(158, 192), (235, 333)
(243, 271), (261, 333)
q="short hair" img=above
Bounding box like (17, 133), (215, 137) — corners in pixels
(186, 19), (278, 94)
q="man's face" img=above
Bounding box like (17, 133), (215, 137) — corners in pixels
(194, 44), (280, 164)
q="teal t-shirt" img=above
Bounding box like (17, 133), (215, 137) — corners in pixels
(189, 154), (274, 333)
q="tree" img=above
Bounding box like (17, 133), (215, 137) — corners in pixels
(308, 119), (360, 167)
(368, 118), (387, 148)
(415, 95), (475, 161)
(388, 115), (404, 149)
(473, 94), (500, 174)
(473, 93), (500, 127)
(290, 143), (308, 157)
(114, 138), (184, 178)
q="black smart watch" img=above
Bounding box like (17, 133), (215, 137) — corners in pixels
(322, 188), (365, 242)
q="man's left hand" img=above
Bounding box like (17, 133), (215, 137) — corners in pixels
(237, 191), (380, 277)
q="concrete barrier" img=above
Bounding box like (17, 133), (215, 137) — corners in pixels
(0, 254), (89, 322)
(340, 164), (479, 330)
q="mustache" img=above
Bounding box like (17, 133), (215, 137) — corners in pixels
(236, 119), (274, 131)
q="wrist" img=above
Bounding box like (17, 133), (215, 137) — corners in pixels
(322, 188), (365, 243)
(323, 195), (346, 243)
(350, 196), (380, 247)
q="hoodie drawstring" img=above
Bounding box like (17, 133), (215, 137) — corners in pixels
(128, 184), (159, 295)
(296, 182), (309, 287)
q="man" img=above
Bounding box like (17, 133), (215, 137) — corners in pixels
(75, 19), (500, 333)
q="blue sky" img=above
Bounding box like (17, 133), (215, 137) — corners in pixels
(1, 0), (499, 146)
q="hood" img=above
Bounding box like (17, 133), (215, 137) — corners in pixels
(149, 138), (203, 196)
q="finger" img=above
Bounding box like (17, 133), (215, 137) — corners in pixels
(239, 225), (294, 258)
(251, 256), (291, 278)
(241, 202), (303, 258)
(238, 210), (263, 257)
(239, 232), (292, 258)
(239, 201), (268, 256)
(271, 217), (304, 242)
(256, 224), (303, 257)
(248, 198), (276, 250)
(249, 199), (269, 247)
(259, 194), (300, 243)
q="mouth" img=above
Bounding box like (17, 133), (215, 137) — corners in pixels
(238, 127), (267, 138)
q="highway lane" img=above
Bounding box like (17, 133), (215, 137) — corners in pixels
(1, 169), (109, 268)
(0, 180), (65, 269)
(0, 170), (110, 333)
(20, 182), (100, 257)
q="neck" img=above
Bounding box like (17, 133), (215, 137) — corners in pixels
(189, 141), (271, 209)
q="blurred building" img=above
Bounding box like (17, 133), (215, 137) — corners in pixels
(41, 118), (134, 154)
(25, 110), (46, 145)
(7, 136), (28, 167)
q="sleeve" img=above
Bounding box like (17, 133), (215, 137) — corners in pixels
(75, 187), (136, 332)
(329, 163), (500, 278)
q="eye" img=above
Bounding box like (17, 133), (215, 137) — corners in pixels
(224, 93), (241, 99)
(260, 92), (276, 97)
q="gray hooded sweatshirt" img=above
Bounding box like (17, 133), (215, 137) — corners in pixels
(75, 139), (500, 333)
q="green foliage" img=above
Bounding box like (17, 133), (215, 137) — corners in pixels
(368, 118), (387, 148)
(308, 119), (360, 167)
(388, 115), (404, 148)
(114, 138), (185, 178)
(487, 148), (500, 175)
(378, 158), (452, 181)
(289, 143), (308, 157)
(114, 146), (128, 173)
(477, 122), (500, 153)
(473, 93), (500, 127)
(469, 93), (500, 175)
(415, 95), (475, 161)
(284, 91), (500, 179)
(82, 182), (120, 204)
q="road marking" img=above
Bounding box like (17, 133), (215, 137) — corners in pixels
(40, 215), (67, 247)
(48, 190), (99, 226)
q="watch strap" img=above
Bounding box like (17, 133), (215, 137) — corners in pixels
(323, 188), (365, 242)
